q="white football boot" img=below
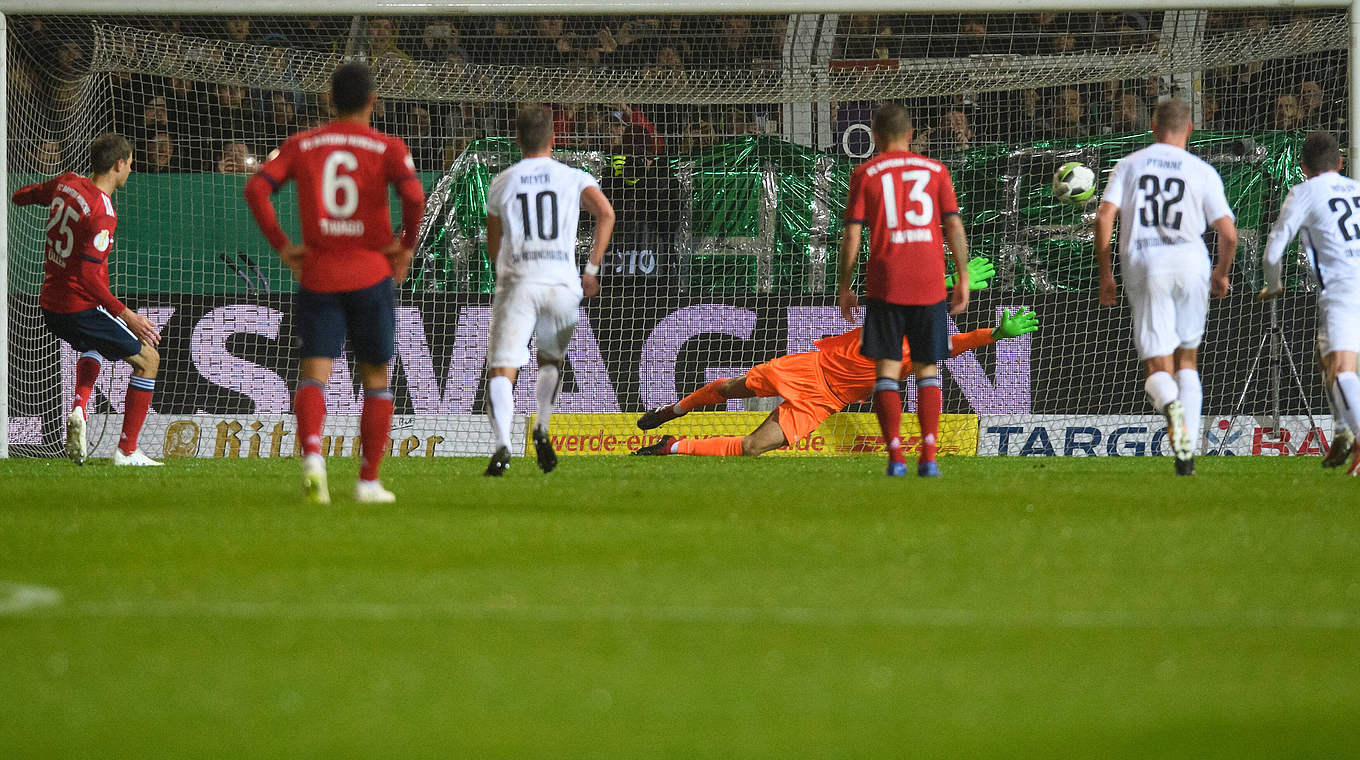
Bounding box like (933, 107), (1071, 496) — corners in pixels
(302, 454), (330, 505)
(354, 480), (396, 504)
(113, 448), (163, 466)
(65, 407), (88, 466)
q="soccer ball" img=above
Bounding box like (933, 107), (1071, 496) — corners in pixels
(1052, 161), (1097, 205)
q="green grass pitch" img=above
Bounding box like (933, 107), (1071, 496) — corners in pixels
(1, 455), (1357, 758)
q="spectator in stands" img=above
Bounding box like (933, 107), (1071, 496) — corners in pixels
(204, 83), (252, 170)
(416, 20), (459, 62)
(1299, 79), (1334, 130)
(957, 16), (991, 57)
(406, 104), (444, 171)
(525, 17), (578, 67)
(35, 139), (64, 170)
(264, 92), (302, 152)
(1273, 93), (1303, 130)
(143, 133), (178, 174)
(1047, 31), (1078, 55)
(297, 16), (348, 54)
(1110, 92), (1150, 134)
(216, 141), (255, 174)
(682, 117), (717, 153)
(224, 17), (252, 44)
(139, 94), (172, 146)
(1042, 87), (1089, 138)
(711, 16), (756, 68)
(934, 108), (975, 151)
(55, 41), (86, 76)
(365, 17), (410, 61)
(1199, 93), (1221, 129)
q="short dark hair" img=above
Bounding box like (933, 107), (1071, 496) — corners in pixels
(1152, 99), (1191, 134)
(516, 105), (554, 152)
(871, 103), (913, 142)
(89, 133), (132, 175)
(331, 61), (374, 116)
(1302, 131), (1342, 173)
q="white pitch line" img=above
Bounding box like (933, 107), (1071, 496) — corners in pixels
(6, 598), (1353, 630)
(0, 582), (64, 615)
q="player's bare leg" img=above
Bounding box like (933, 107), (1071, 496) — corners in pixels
(634, 407), (788, 457)
(296, 357), (332, 504)
(112, 344), (164, 467)
(1173, 347), (1201, 475)
(533, 353), (566, 473)
(637, 376), (756, 430)
(913, 361), (943, 478)
(1321, 350), (1360, 476)
(66, 350), (104, 465)
(1319, 343), (1358, 468)
(485, 366), (517, 476)
(1145, 354), (1191, 475)
(871, 357), (908, 476)
(355, 360), (396, 503)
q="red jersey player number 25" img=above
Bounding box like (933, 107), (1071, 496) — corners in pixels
(845, 152), (960, 305)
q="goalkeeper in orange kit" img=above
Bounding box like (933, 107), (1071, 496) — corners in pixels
(634, 261), (1038, 458)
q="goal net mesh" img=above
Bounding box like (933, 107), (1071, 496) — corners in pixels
(5, 10), (1349, 459)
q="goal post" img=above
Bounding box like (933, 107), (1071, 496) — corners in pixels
(4, 2), (1359, 460)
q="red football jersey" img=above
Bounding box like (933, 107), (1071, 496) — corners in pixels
(254, 121), (421, 293)
(11, 172), (126, 315)
(844, 150), (959, 305)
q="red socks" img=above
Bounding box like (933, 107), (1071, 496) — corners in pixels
(917, 376), (942, 464)
(676, 436), (745, 457)
(73, 354), (101, 418)
(294, 379), (326, 457)
(872, 377), (904, 464)
(677, 379), (729, 413)
(360, 389), (394, 481)
(119, 375), (155, 455)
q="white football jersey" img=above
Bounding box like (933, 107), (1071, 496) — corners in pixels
(1101, 142), (1234, 272)
(485, 156), (599, 291)
(1263, 171), (1360, 292)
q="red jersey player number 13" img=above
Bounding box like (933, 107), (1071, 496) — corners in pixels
(843, 150), (962, 306)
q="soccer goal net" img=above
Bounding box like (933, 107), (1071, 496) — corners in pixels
(3, 7), (1352, 460)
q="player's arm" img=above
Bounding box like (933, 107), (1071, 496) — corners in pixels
(939, 171), (969, 315)
(10, 176), (59, 207)
(1210, 215), (1238, 298)
(1205, 172), (1237, 299)
(580, 184), (615, 299)
(1094, 201), (1119, 306)
(1260, 192), (1303, 300)
(946, 307), (1039, 357)
(837, 223), (863, 322)
(243, 140), (303, 279)
(838, 167), (866, 322)
(943, 214), (969, 314)
(75, 220), (160, 346)
(385, 141), (426, 284)
(486, 214), (502, 266)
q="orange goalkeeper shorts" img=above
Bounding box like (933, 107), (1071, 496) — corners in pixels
(744, 352), (848, 445)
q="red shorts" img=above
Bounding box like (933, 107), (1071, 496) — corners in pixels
(744, 353), (848, 445)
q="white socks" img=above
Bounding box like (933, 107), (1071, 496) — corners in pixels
(1328, 373), (1354, 436)
(1145, 371), (1179, 412)
(1333, 372), (1360, 441)
(536, 364), (561, 432)
(1175, 369), (1202, 456)
(488, 375), (515, 450)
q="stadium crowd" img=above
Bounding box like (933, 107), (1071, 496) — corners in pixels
(7, 10), (1348, 175)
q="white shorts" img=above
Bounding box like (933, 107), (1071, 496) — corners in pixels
(1317, 285), (1360, 356)
(487, 283), (581, 369)
(1125, 267), (1210, 360)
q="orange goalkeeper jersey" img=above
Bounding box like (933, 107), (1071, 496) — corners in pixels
(812, 327), (995, 403)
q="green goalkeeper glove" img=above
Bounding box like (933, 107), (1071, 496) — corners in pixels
(992, 307), (1040, 340)
(945, 256), (996, 291)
